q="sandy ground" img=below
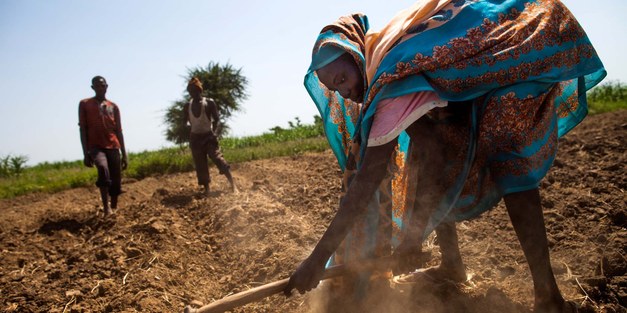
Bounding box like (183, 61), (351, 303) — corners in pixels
(1, 110), (625, 313)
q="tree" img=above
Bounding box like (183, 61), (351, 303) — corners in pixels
(164, 62), (248, 145)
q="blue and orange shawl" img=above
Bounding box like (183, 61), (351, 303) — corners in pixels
(305, 0), (606, 290)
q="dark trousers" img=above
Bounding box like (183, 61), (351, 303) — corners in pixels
(89, 148), (121, 196)
(189, 132), (230, 186)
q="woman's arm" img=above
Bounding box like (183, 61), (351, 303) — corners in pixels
(285, 139), (397, 295)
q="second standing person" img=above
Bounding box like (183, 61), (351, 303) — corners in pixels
(184, 77), (237, 196)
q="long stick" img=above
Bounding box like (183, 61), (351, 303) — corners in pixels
(183, 256), (396, 313)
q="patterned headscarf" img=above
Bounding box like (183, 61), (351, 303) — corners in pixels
(309, 14), (369, 74)
(304, 13), (369, 171)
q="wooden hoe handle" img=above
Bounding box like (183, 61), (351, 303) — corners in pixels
(183, 256), (396, 313)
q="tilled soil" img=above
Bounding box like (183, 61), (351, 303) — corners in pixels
(1, 110), (625, 313)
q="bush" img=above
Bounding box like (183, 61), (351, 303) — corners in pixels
(0, 154), (29, 178)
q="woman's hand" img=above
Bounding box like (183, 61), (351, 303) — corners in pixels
(284, 253), (327, 296)
(283, 141), (398, 296)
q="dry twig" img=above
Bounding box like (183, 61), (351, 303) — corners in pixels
(62, 296), (76, 313)
(91, 280), (101, 293)
(574, 277), (599, 309)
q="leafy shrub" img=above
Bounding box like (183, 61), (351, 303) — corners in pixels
(0, 154), (29, 178)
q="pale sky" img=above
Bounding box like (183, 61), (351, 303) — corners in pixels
(1, 0), (625, 165)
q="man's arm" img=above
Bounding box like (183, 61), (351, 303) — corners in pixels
(115, 106), (128, 170)
(182, 102), (190, 127)
(78, 102), (92, 167)
(207, 99), (220, 134)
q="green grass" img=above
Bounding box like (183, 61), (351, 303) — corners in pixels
(587, 100), (627, 115)
(0, 166), (94, 199)
(0, 124), (327, 200)
(587, 80), (627, 114)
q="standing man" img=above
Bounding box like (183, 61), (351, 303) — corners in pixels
(79, 76), (127, 217)
(184, 77), (236, 196)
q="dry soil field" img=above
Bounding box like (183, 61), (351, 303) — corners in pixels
(1, 110), (625, 313)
